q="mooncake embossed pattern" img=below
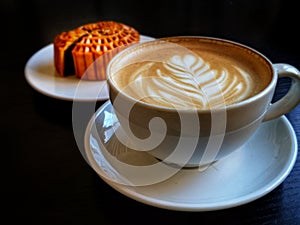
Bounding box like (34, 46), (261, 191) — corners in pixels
(54, 21), (140, 80)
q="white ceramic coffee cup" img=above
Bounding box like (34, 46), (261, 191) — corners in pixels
(107, 36), (300, 168)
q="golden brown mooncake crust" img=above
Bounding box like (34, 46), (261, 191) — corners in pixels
(53, 21), (140, 80)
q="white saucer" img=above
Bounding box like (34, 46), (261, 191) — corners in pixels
(83, 101), (298, 211)
(24, 35), (155, 101)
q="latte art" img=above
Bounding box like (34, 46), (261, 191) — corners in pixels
(112, 53), (260, 109)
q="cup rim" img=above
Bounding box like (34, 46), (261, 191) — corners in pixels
(106, 35), (276, 113)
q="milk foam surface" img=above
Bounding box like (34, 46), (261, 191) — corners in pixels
(113, 42), (268, 109)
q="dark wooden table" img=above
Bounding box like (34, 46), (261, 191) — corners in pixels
(3, 0), (299, 224)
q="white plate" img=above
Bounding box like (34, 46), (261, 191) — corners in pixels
(24, 35), (155, 101)
(83, 101), (298, 211)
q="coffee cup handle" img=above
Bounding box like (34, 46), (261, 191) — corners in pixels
(263, 63), (300, 121)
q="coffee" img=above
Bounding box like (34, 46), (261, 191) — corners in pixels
(110, 37), (271, 109)
(107, 36), (300, 167)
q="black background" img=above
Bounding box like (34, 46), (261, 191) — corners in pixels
(2, 0), (300, 224)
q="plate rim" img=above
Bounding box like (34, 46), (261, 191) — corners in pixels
(83, 100), (298, 211)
